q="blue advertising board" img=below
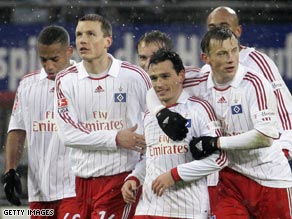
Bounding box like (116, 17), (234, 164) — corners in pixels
(0, 23), (291, 92)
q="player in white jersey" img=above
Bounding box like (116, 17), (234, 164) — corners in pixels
(4, 26), (80, 219)
(136, 30), (173, 72)
(147, 27), (292, 218)
(54, 14), (151, 219)
(121, 49), (227, 219)
(205, 6), (292, 161)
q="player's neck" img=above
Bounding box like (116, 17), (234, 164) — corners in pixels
(84, 55), (112, 75)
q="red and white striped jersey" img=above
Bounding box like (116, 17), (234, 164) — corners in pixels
(240, 46), (292, 155)
(8, 61), (77, 202)
(132, 91), (227, 218)
(54, 54), (152, 178)
(183, 64), (292, 188)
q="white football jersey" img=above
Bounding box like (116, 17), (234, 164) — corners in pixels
(54, 54), (151, 178)
(131, 91), (227, 218)
(8, 61), (76, 202)
(183, 64), (292, 188)
(239, 46), (292, 155)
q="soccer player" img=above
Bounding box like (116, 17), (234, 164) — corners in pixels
(121, 49), (227, 218)
(150, 27), (292, 218)
(4, 26), (80, 219)
(205, 6), (292, 161)
(54, 14), (151, 219)
(136, 30), (173, 72)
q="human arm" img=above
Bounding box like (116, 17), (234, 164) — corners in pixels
(152, 151), (227, 196)
(54, 74), (145, 152)
(121, 155), (146, 203)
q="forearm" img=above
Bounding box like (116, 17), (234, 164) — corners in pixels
(219, 129), (274, 150)
(5, 130), (26, 172)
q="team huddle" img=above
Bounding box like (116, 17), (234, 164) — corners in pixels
(3, 6), (292, 219)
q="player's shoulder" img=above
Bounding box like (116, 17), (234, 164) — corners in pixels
(19, 69), (41, 85)
(55, 64), (78, 82)
(240, 45), (275, 65)
(187, 95), (217, 120)
(120, 61), (152, 88)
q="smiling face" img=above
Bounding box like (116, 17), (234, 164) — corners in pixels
(202, 35), (239, 84)
(38, 42), (72, 80)
(75, 20), (112, 62)
(149, 60), (184, 106)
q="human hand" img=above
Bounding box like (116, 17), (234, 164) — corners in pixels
(3, 169), (22, 206)
(156, 108), (188, 141)
(152, 172), (175, 196)
(116, 124), (146, 153)
(121, 180), (138, 204)
(189, 136), (219, 159)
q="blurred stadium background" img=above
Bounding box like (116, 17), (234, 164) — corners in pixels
(0, 0), (291, 214)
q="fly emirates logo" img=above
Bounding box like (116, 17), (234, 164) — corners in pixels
(33, 111), (57, 132)
(149, 135), (189, 156)
(83, 111), (124, 131)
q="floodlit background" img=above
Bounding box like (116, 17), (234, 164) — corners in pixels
(0, 0), (291, 216)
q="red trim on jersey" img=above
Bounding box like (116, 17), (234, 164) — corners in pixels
(183, 73), (209, 88)
(185, 66), (201, 73)
(121, 62), (152, 89)
(275, 89), (292, 130)
(216, 150), (227, 166)
(126, 176), (140, 187)
(88, 75), (110, 80)
(21, 69), (41, 81)
(188, 96), (222, 137)
(170, 168), (181, 182)
(244, 72), (268, 111)
(249, 50), (292, 129)
(249, 51), (275, 82)
(213, 85), (232, 91)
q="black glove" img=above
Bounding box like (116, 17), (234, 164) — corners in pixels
(156, 108), (188, 141)
(3, 169), (22, 206)
(189, 136), (219, 160)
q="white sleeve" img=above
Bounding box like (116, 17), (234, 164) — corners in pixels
(126, 154), (146, 184)
(54, 76), (117, 151)
(177, 151), (228, 182)
(8, 87), (26, 131)
(219, 129), (273, 150)
(146, 87), (165, 115)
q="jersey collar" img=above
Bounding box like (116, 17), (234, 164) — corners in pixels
(77, 54), (121, 80)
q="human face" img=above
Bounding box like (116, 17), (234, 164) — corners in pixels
(38, 42), (73, 80)
(202, 36), (239, 84)
(207, 8), (242, 38)
(75, 21), (112, 62)
(137, 41), (161, 72)
(149, 60), (184, 106)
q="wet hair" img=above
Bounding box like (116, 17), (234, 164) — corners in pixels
(149, 49), (184, 74)
(78, 13), (112, 37)
(38, 25), (70, 46)
(136, 30), (173, 52)
(200, 27), (239, 54)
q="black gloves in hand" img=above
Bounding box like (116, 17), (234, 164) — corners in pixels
(3, 169), (22, 206)
(156, 108), (188, 141)
(189, 136), (219, 160)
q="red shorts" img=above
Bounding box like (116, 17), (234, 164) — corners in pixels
(134, 216), (184, 219)
(29, 197), (80, 219)
(75, 172), (141, 219)
(212, 167), (292, 219)
(208, 186), (219, 216)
